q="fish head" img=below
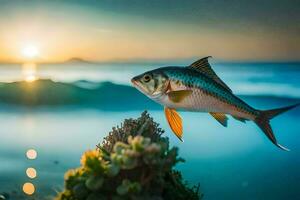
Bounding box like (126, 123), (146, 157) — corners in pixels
(131, 69), (169, 98)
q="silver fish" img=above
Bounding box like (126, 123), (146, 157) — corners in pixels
(131, 57), (299, 151)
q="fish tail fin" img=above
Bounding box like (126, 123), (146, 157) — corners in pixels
(255, 103), (300, 151)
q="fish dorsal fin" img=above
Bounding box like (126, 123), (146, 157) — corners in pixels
(164, 107), (184, 142)
(188, 57), (232, 93)
(209, 112), (228, 127)
(167, 90), (193, 103)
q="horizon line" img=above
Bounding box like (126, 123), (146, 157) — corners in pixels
(0, 57), (300, 65)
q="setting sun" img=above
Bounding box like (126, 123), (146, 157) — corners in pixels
(22, 45), (39, 58)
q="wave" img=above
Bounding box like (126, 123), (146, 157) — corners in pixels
(0, 79), (298, 110)
(0, 79), (159, 110)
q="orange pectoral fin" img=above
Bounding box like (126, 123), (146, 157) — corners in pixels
(164, 107), (183, 142)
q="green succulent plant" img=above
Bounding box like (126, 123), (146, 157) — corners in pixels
(56, 111), (202, 200)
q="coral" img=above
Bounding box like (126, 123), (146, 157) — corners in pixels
(100, 111), (164, 152)
(56, 111), (201, 200)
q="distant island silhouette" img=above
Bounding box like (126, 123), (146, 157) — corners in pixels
(64, 57), (95, 64)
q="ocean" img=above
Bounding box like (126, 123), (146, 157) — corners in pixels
(0, 61), (299, 199)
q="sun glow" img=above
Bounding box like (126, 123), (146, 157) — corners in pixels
(22, 45), (39, 58)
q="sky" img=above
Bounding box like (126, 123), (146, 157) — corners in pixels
(0, 0), (299, 62)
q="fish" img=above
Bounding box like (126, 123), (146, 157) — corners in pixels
(131, 56), (299, 151)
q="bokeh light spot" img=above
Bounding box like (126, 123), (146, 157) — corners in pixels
(22, 182), (35, 195)
(26, 149), (37, 160)
(26, 167), (37, 179)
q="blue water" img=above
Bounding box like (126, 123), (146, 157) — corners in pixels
(1, 62), (300, 98)
(0, 62), (299, 199)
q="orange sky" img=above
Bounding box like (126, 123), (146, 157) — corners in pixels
(0, 1), (299, 63)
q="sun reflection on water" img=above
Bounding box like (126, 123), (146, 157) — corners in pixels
(22, 63), (38, 82)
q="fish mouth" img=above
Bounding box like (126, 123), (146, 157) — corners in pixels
(131, 76), (148, 95)
(131, 77), (138, 86)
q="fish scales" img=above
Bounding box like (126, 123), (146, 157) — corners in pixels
(164, 67), (258, 118)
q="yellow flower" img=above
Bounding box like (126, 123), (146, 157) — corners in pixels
(64, 169), (77, 180)
(80, 150), (101, 166)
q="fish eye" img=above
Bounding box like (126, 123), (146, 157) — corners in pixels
(143, 74), (151, 82)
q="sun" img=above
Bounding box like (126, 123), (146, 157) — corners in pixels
(22, 45), (39, 58)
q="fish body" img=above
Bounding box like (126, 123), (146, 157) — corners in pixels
(131, 57), (299, 150)
(151, 67), (258, 120)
